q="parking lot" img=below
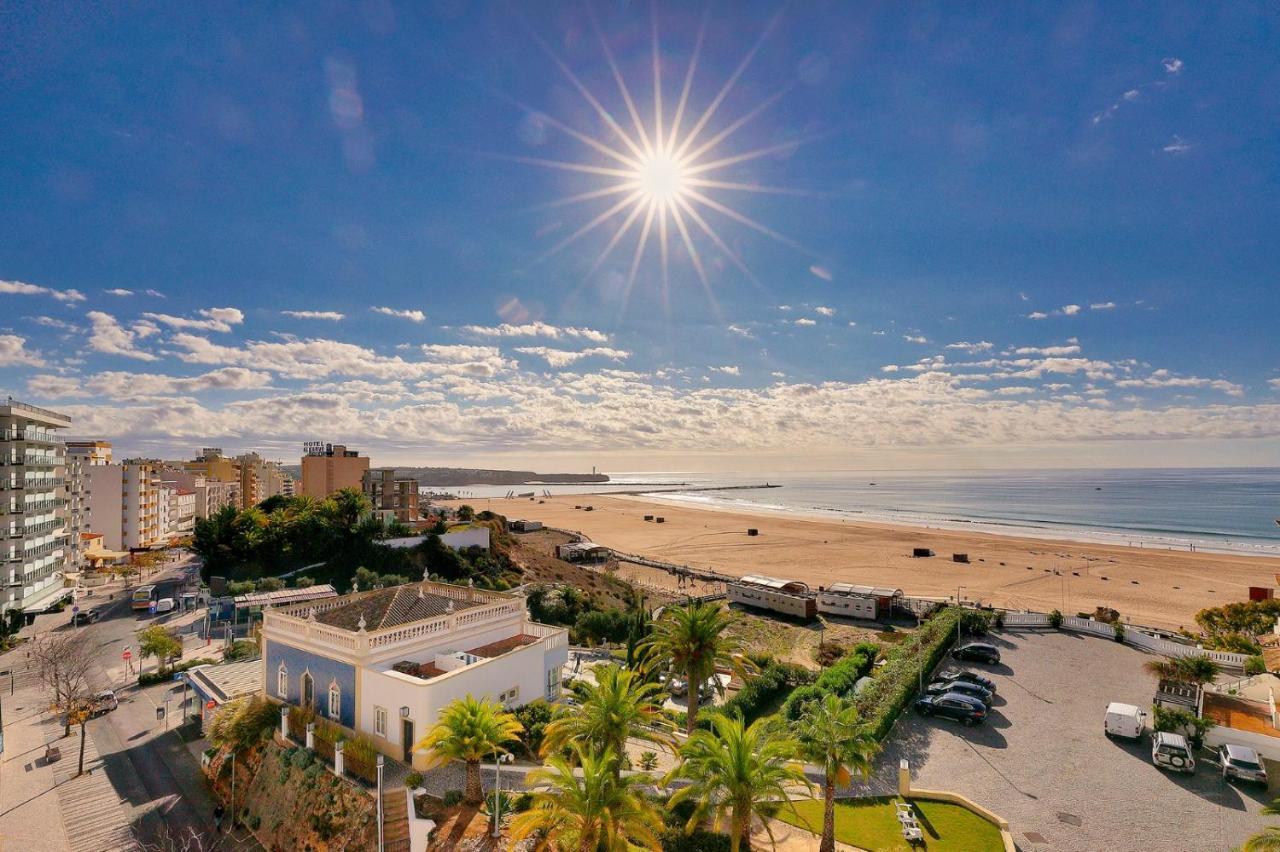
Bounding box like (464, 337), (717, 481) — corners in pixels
(867, 630), (1273, 851)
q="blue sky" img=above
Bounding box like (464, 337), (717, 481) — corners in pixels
(1, 2), (1278, 470)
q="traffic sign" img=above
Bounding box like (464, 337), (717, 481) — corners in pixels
(173, 672), (186, 682)
(155, 706), (165, 720)
(122, 650), (132, 660)
(71, 606), (79, 614)
(207, 700), (216, 711)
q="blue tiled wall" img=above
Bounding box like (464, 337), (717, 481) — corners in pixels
(265, 639), (357, 729)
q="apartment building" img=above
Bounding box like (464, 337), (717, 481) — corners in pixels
(300, 442), (369, 500)
(160, 469), (239, 520)
(183, 448), (283, 509)
(82, 461), (164, 551)
(362, 468), (421, 525)
(1, 399), (74, 618)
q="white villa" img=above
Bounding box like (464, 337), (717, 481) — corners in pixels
(261, 580), (568, 769)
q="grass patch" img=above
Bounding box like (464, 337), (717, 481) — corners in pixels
(777, 796), (1004, 852)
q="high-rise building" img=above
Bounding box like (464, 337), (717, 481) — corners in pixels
(1, 399), (74, 619)
(162, 470), (239, 520)
(182, 448), (283, 509)
(82, 460), (165, 551)
(362, 468), (421, 525)
(300, 442), (370, 499)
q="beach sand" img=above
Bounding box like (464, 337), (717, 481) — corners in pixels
(454, 494), (1280, 631)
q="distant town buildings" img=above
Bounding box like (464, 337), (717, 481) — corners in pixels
(183, 447), (284, 509)
(362, 467), (420, 525)
(1, 398), (77, 619)
(301, 442), (369, 500)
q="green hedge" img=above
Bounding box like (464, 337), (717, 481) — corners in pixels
(780, 642), (878, 721)
(138, 657), (219, 686)
(715, 661), (813, 725)
(854, 607), (963, 740)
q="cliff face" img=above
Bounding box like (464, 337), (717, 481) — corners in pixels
(209, 739), (377, 851)
(395, 467), (609, 486)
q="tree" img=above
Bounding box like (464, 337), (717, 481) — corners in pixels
(456, 504), (475, 522)
(30, 632), (95, 737)
(137, 625), (183, 675)
(792, 694), (879, 852)
(508, 745), (662, 851)
(642, 600), (746, 735)
(541, 665), (673, 771)
(207, 695), (279, 752)
(666, 713), (811, 852)
(1144, 655), (1221, 685)
(415, 695), (522, 805)
(1243, 827), (1280, 852)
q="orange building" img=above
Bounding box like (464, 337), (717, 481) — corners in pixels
(300, 442), (370, 499)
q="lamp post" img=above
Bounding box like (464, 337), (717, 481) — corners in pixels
(492, 751), (513, 837)
(376, 754), (385, 852)
(956, 586), (966, 646)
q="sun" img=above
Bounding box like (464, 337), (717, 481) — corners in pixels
(507, 6), (816, 315)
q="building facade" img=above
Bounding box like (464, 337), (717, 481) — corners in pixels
(300, 442), (370, 500)
(362, 468), (421, 525)
(82, 461), (165, 551)
(261, 581), (568, 767)
(183, 448), (283, 509)
(1, 399), (74, 618)
(726, 574), (817, 619)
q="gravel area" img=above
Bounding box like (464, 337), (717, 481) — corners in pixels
(862, 630), (1273, 851)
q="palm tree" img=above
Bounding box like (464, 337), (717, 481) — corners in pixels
(541, 664), (674, 770)
(509, 745), (663, 851)
(792, 694), (880, 852)
(1243, 826), (1280, 852)
(642, 600), (746, 735)
(666, 713), (812, 852)
(414, 695), (523, 805)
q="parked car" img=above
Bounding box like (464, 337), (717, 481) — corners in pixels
(668, 677), (715, 701)
(951, 642), (1001, 665)
(90, 689), (118, 716)
(1152, 731), (1196, 774)
(1103, 702), (1147, 740)
(1219, 744), (1268, 785)
(938, 668), (996, 693)
(914, 692), (988, 726)
(155, 597), (176, 614)
(71, 609), (102, 626)
(925, 679), (993, 706)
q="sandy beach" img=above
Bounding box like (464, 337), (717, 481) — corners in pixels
(456, 493), (1280, 631)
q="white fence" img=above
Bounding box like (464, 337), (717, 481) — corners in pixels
(997, 609), (1252, 670)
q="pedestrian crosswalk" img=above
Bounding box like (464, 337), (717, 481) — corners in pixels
(55, 729), (137, 852)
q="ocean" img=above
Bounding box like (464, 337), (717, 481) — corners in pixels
(429, 467), (1280, 558)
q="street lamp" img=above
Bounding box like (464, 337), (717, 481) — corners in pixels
(492, 751), (514, 837)
(956, 586), (966, 647)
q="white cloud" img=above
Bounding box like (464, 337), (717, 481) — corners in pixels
(1014, 344), (1082, 356)
(29, 367), (272, 400)
(708, 365), (741, 376)
(1090, 302), (1117, 310)
(104, 288), (134, 296)
(144, 289), (165, 298)
(793, 318), (817, 327)
(142, 307), (245, 333)
(86, 311), (158, 361)
(903, 335), (928, 344)
(727, 324), (755, 339)
(460, 321), (608, 343)
(945, 341), (993, 353)
(1270, 378), (1280, 390)
(1123, 89), (1141, 102)
(1027, 311), (1049, 320)
(514, 346), (630, 368)
(1115, 370), (1244, 397)
(0, 279), (86, 303)
(0, 335), (44, 367)
(1163, 58), (1183, 74)
(282, 310), (345, 321)
(27, 315), (80, 332)
(771, 371), (787, 379)
(1060, 304), (1082, 316)
(1163, 136), (1193, 155)
(808, 265), (833, 282)
(815, 306), (836, 317)
(131, 320), (160, 339)
(371, 306), (425, 323)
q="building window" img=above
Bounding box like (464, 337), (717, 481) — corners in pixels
(498, 686), (519, 706)
(328, 683), (341, 720)
(375, 706), (387, 737)
(277, 664), (288, 698)
(546, 667), (561, 700)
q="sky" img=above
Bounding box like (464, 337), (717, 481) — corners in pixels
(1, 2), (1278, 472)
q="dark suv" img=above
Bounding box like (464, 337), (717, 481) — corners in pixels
(937, 668), (996, 692)
(925, 678), (993, 706)
(951, 642), (1001, 665)
(914, 692), (988, 726)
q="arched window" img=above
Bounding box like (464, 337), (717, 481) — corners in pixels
(277, 663), (288, 698)
(301, 672), (314, 708)
(328, 682), (341, 720)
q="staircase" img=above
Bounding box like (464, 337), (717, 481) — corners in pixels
(381, 785), (411, 852)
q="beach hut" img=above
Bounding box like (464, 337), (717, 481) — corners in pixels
(817, 583), (903, 620)
(747, 528), (759, 536)
(912, 547), (934, 558)
(727, 575), (816, 619)
(952, 553), (970, 564)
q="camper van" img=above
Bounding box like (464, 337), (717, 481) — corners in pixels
(1103, 702), (1147, 740)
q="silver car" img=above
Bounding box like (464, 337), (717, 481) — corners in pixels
(1220, 744), (1268, 785)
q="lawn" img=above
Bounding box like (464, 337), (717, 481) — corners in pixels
(776, 796), (1004, 852)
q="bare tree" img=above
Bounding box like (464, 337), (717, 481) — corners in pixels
(134, 824), (230, 852)
(29, 631), (95, 738)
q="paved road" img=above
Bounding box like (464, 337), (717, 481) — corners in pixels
(866, 629), (1272, 852)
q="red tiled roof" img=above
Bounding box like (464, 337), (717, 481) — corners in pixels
(468, 634), (538, 658)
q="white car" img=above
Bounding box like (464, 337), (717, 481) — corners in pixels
(1103, 702), (1146, 740)
(1220, 744), (1268, 785)
(155, 597), (176, 614)
(1152, 731), (1196, 774)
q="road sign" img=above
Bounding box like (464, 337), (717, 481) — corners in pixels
(155, 706), (165, 720)
(206, 700), (216, 711)
(122, 650), (132, 660)
(173, 672), (186, 682)
(71, 606), (79, 614)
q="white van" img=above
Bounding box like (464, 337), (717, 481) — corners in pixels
(1104, 702), (1147, 740)
(155, 597), (176, 614)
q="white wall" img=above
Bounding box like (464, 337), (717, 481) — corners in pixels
(440, 528), (489, 551)
(728, 583), (812, 618)
(817, 592), (877, 619)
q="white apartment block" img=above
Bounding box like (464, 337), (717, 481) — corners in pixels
(165, 485), (196, 536)
(262, 581), (568, 768)
(1, 399), (74, 618)
(83, 461), (165, 551)
(160, 469), (239, 520)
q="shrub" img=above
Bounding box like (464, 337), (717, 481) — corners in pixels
(138, 656), (219, 686)
(1049, 609), (1064, 629)
(207, 695), (279, 751)
(854, 607), (963, 740)
(1153, 705), (1214, 749)
(661, 830), (732, 852)
(442, 789), (464, 807)
(638, 751), (659, 771)
(406, 771), (424, 789)
(780, 684), (826, 722)
(814, 641), (846, 667)
(513, 700), (555, 758)
(716, 661), (811, 725)
(1245, 655), (1267, 676)
(959, 608), (995, 636)
(224, 639), (259, 661)
(1113, 621), (1126, 642)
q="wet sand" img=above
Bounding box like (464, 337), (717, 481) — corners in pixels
(456, 494), (1280, 631)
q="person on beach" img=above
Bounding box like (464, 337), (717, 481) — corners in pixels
(213, 804), (225, 833)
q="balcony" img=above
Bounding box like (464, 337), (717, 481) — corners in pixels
(0, 428), (64, 445)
